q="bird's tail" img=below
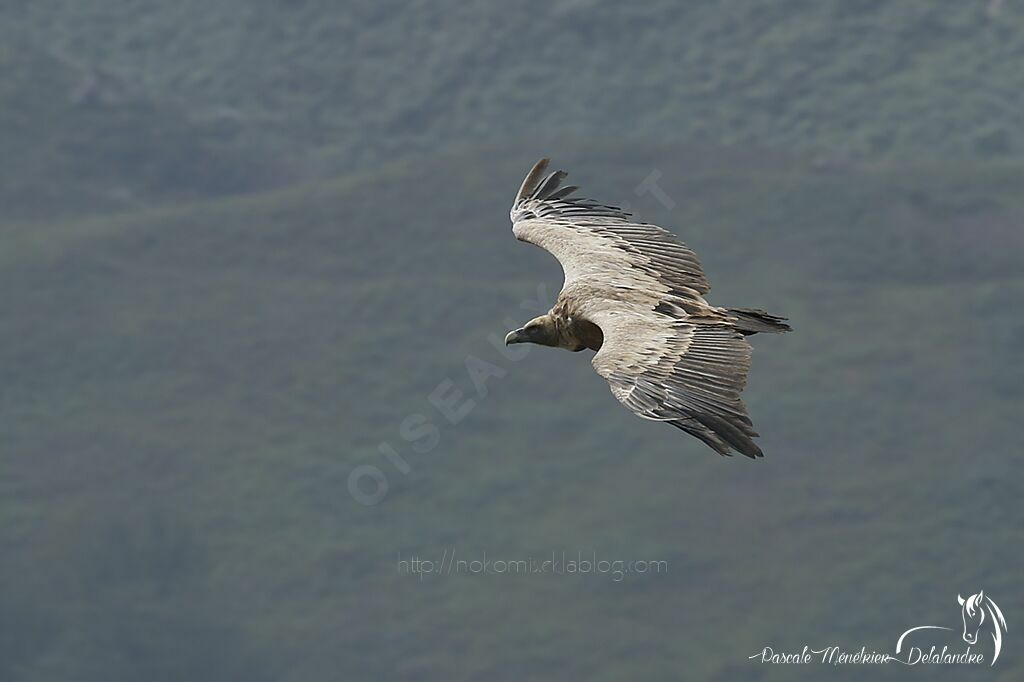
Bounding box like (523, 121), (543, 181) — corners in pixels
(728, 308), (792, 336)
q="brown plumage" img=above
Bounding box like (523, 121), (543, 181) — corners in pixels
(504, 158), (791, 458)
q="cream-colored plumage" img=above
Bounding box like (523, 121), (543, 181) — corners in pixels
(505, 158), (790, 457)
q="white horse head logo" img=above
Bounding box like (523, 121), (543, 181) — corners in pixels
(896, 590), (1008, 666)
(958, 591), (1007, 662)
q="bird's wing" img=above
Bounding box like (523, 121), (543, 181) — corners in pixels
(587, 305), (762, 457)
(510, 158), (711, 299)
(509, 158), (761, 456)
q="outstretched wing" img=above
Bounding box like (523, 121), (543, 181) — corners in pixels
(509, 158), (762, 457)
(587, 306), (761, 457)
(510, 158), (711, 300)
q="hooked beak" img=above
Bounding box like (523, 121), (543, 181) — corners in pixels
(504, 328), (526, 345)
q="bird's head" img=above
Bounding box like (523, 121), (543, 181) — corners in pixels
(505, 315), (560, 347)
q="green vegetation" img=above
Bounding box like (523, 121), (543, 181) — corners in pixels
(2, 1), (1024, 217)
(0, 39), (283, 220)
(2, 2), (1023, 679)
(2, 143), (1022, 680)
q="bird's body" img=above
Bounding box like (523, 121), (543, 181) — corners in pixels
(505, 159), (790, 458)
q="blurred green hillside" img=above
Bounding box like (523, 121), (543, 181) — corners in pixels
(3, 1), (1024, 680)
(2, 1), (1024, 217)
(2, 143), (1022, 680)
(0, 40), (285, 220)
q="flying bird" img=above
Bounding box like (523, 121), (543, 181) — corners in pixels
(504, 158), (791, 458)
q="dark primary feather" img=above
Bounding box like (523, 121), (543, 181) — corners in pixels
(545, 185), (579, 201)
(532, 170), (568, 200)
(514, 157), (550, 204)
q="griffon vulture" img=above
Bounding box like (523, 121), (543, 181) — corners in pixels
(504, 159), (790, 458)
